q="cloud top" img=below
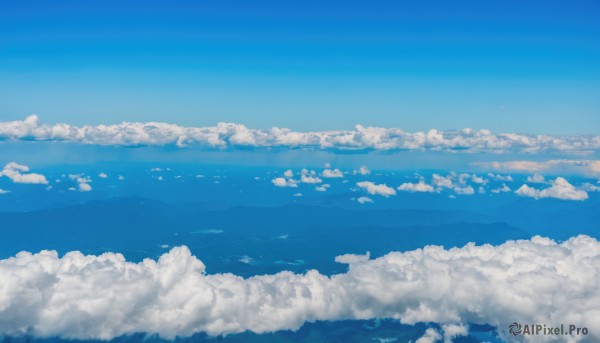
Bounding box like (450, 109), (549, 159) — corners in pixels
(1, 236), (599, 342)
(2, 115), (599, 153)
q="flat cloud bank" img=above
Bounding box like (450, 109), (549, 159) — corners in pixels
(1, 235), (599, 342)
(1, 115), (599, 153)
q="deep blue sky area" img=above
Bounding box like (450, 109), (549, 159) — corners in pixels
(0, 0), (599, 133)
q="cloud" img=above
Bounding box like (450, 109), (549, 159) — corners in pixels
(300, 175), (322, 184)
(0, 188), (10, 195)
(98, 173), (108, 179)
(272, 177), (298, 188)
(526, 174), (546, 184)
(0, 162), (48, 184)
(431, 174), (453, 189)
(491, 183), (511, 193)
(322, 168), (344, 178)
(356, 181), (396, 197)
(74, 176), (92, 192)
(453, 185), (475, 195)
(335, 252), (370, 264)
(515, 177), (588, 201)
(2, 115), (599, 153)
(475, 160), (600, 176)
(415, 328), (442, 343)
(283, 169), (294, 178)
(356, 196), (373, 204)
(397, 180), (435, 193)
(487, 173), (513, 182)
(1, 236), (599, 341)
(354, 165), (370, 175)
(441, 324), (468, 343)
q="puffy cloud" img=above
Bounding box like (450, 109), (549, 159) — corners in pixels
(322, 168), (344, 178)
(283, 169), (294, 178)
(475, 160), (600, 176)
(1, 236), (599, 341)
(0, 188), (10, 195)
(487, 173), (513, 182)
(98, 173), (108, 179)
(441, 324), (468, 343)
(397, 180), (435, 193)
(453, 185), (475, 195)
(272, 177), (298, 188)
(526, 174), (546, 184)
(354, 165), (371, 175)
(515, 177), (588, 201)
(74, 176), (92, 192)
(300, 175), (322, 184)
(2, 115), (599, 153)
(117, 175), (125, 181)
(335, 252), (370, 264)
(431, 174), (454, 189)
(491, 184), (511, 193)
(356, 181), (396, 197)
(0, 162), (48, 184)
(356, 196), (373, 204)
(415, 328), (442, 343)
(581, 182), (600, 192)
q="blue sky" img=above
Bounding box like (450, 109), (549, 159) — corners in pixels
(0, 0), (599, 133)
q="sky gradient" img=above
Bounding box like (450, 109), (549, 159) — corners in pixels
(1, 0), (599, 133)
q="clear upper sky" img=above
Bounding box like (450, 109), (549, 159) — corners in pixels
(0, 0), (598, 133)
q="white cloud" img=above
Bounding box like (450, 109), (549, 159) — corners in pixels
(3, 115), (598, 153)
(491, 184), (511, 193)
(0, 162), (48, 184)
(431, 174), (453, 190)
(300, 175), (322, 184)
(74, 176), (92, 192)
(581, 182), (600, 192)
(117, 175), (125, 181)
(356, 181), (396, 197)
(487, 173), (513, 182)
(354, 165), (370, 175)
(293, 193), (303, 197)
(98, 173), (108, 179)
(78, 183), (92, 192)
(335, 252), (370, 264)
(150, 168), (162, 172)
(272, 177), (298, 188)
(415, 328), (442, 343)
(322, 168), (344, 178)
(397, 180), (435, 193)
(453, 186), (475, 195)
(441, 324), (468, 343)
(1, 236), (599, 341)
(283, 169), (294, 178)
(356, 196), (373, 204)
(526, 174), (546, 184)
(515, 177), (588, 201)
(475, 160), (600, 176)
(0, 188), (10, 195)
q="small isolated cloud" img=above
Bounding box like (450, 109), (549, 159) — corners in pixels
(335, 252), (370, 264)
(453, 186), (475, 195)
(491, 184), (511, 194)
(487, 173), (513, 182)
(397, 180), (435, 193)
(150, 168), (162, 172)
(356, 196), (373, 204)
(322, 168), (344, 178)
(292, 193), (303, 197)
(0, 162), (48, 184)
(581, 182), (600, 192)
(356, 181), (396, 197)
(98, 173), (108, 179)
(283, 169), (294, 178)
(75, 176), (92, 192)
(354, 165), (370, 175)
(526, 174), (546, 183)
(431, 174), (453, 189)
(515, 177), (588, 201)
(0, 188), (10, 195)
(118, 175), (125, 181)
(300, 175), (322, 184)
(272, 177), (298, 188)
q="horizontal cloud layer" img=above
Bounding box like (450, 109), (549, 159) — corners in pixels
(475, 160), (600, 176)
(1, 236), (599, 342)
(1, 115), (599, 153)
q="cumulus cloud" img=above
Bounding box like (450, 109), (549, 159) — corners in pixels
(453, 185), (475, 195)
(515, 177), (588, 201)
(2, 236), (597, 342)
(272, 177), (298, 188)
(526, 174), (546, 184)
(2, 115), (599, 153)
(75, 176), (92, 192)
(335, 252), (370, 264)
(356, 196), (373, 204)
(300, 175), (322, 184)
(354, 165), (370, 175)
(475, 160), (600, 176)
(397, 180), (435, 193)
(98, 173), (108, 179)
(0, 162), (48, 184)
(491, 184), (511, 194)
(0, 188), (10, 195)
(283, 169), (294, 178)
(415, 328), (442, 343)
(322, 168), (344, 178)
(487, 173), (513, 182)
(356, 181), (396, 197)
